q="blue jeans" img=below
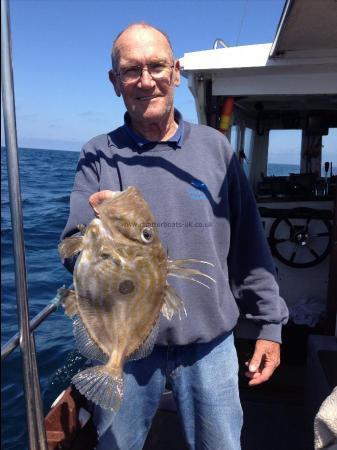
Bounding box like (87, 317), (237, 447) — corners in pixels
(93, 333), (243, 450)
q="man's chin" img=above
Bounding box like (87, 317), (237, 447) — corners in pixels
(131, 106), (170, 123)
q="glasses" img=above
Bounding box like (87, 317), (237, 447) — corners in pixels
(116, 62), (174, 84)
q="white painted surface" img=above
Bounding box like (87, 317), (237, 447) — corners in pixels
(271, 0), (337, 57)
(212, 67), (337, 96)
(180, 44), (272, 71)
(258, 201), (334, 309)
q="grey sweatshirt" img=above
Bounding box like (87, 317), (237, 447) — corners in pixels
(61, 113), (289, 345)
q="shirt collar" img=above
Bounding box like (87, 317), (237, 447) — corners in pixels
(123, 109), (184, 149)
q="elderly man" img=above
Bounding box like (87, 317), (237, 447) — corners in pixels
(61, 22), (288, 450)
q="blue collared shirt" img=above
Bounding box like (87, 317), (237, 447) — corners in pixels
(123, 109), (184, 150)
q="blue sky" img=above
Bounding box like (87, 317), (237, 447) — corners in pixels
(1, 0), (336, 165)
(2, 0), (285, 150)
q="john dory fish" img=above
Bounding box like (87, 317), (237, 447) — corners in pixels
(58, 186), (215, 410)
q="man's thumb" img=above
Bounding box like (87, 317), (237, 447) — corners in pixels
(249, 352), (262, 372)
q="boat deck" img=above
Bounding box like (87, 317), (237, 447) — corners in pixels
(144, 334), (316, 450)
(144, 362), (313, 450)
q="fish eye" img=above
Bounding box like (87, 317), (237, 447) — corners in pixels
(141, 227), (153, 243)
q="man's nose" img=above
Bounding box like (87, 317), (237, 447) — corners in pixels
(137, 69), (156, 88)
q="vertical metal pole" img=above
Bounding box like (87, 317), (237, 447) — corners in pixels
(1, 1), (48, 449)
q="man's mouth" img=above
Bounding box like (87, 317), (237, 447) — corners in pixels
(136, 95), (162, 101)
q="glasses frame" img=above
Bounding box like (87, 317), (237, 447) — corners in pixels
(116, 62), (175, 84)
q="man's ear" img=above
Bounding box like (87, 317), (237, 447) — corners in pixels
(108, 70), (121, 97)
(173, 60), (181, 87)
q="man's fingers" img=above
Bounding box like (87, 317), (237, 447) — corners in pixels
(89, 190), (115, 215)
(244, 370), (261, 380)
(89, 190), (114, 207)
(245, 350), (263, 373)
(244, 340), (281, 385)
(247, 365), (275, 386)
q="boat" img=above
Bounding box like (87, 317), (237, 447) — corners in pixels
(2, 0), (336, 449)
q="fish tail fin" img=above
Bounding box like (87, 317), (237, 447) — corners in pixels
(72, 366), (123, 411)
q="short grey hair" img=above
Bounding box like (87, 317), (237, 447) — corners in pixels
(111, 22), (174, 71)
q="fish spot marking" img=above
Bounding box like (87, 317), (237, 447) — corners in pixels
(118, 279), (135, 295)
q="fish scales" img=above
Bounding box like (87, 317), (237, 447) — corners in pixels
(58, 186), (215, 410)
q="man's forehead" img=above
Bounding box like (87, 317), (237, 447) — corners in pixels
(115, 27), (172, 61)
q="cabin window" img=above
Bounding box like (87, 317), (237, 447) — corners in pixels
(242, 127), (253, 177)
(321, 128), (337, 176)
(267, 130), (302, 176)
(230, 125), (239, 153)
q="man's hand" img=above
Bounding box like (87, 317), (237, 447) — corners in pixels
(89, 190), (115, 216)
(245, 339), (280, 386)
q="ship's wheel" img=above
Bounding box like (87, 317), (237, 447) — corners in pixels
(268, 208), (331, 268)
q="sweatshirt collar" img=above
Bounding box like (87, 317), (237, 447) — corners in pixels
(123, 109), (184, 149)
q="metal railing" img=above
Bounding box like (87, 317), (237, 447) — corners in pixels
(1, 293), (63, 362)
(1, 0), (49, 448)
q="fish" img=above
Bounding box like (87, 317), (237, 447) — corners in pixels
(58, 186), (215, 411)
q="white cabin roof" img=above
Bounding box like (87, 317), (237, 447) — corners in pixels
(270, 0), (337, 57)
(180, 0), (337, 97)
(181, 43), (272, 72)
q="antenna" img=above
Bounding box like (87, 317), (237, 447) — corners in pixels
(213, 38), (228, 49)
(236, 0), (248, 46)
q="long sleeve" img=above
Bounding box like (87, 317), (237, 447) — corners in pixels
(227, 154), (289, 342)
(60, 143), (101, 272)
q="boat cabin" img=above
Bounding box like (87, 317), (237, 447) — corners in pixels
(180, 0), (337, 336)
(177, 0), (337, 447)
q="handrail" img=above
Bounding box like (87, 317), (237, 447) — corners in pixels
(1, 0), (48, 448)
(1, 289), (63, 361)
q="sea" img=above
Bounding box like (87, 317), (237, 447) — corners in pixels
(0, 146), (308, 449)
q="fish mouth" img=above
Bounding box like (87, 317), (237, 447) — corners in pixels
(108, 187), (134, 201)
(108, 191), (124, 199)
(99, 187), (139, 208)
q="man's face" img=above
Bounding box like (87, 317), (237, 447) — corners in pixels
(110, 27), (180, 125)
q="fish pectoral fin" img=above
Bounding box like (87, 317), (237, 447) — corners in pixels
(58, 236), (84, 259)
(77, 224), (87, 235)
(161, 284), (186, 321)
(72, 365), (123, 411)
(58, 287), (78, 317)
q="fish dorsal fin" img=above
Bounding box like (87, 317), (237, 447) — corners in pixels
(58, 236), (84, 259)
(167, 259), (216, 289)
(161, 283), (186, 320)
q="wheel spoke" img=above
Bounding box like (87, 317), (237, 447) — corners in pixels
(274, 238), (289, 245)
(290, 249), (297, 262)
(311, 232), (329, 238)
(284, 219), (293, 229)
(308, 247), (320, 260)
